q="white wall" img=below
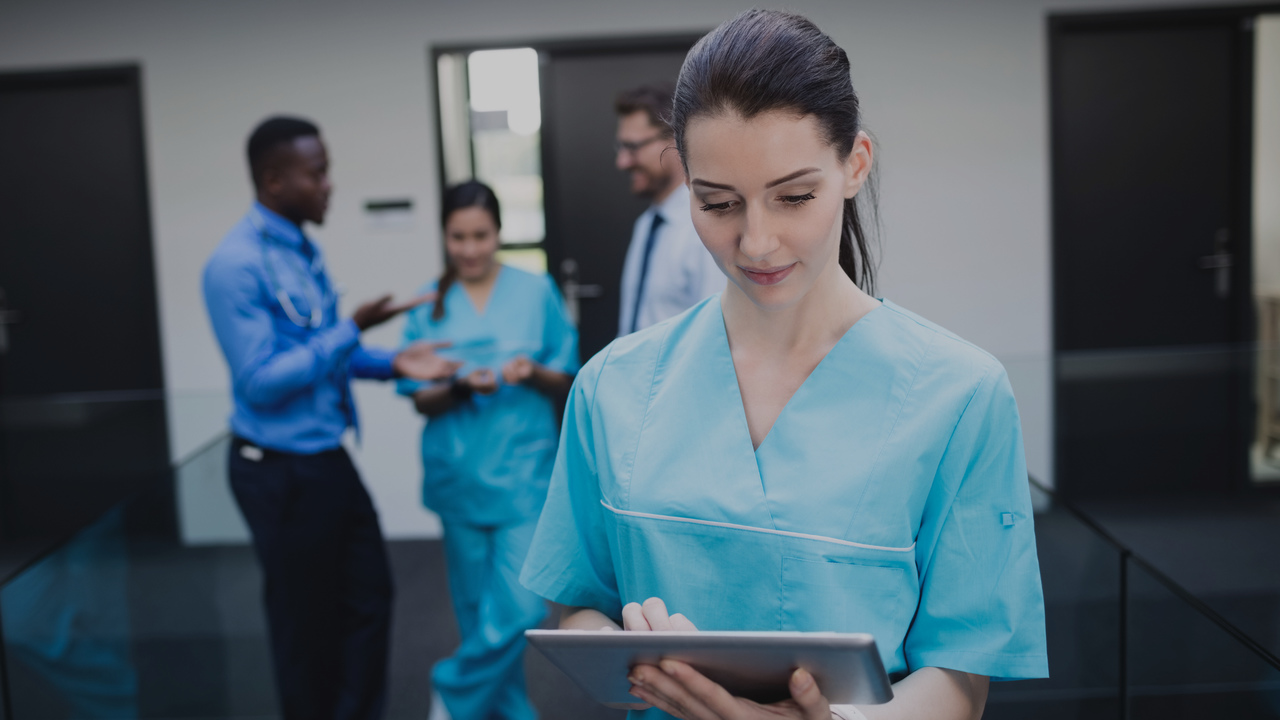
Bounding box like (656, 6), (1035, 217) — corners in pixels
(2, 0), (1261, 538)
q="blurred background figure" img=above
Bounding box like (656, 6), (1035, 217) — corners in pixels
(398, 180), (578, 720)
(613, 83), (723, 336)
(202, 116), (460, 720)
(0, 508), (137, 719)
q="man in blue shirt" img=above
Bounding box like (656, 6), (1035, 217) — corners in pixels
(203, 116), (460, 720)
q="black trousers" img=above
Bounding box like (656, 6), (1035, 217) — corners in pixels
(229, 437), (393, 720)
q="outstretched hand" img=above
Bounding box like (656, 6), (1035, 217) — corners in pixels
(393, 341), (462, 381)
(352, 292), (435, 331)
(501, 355), (535, 385)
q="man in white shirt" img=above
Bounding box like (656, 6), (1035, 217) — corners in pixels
(614, 83), (724, 336)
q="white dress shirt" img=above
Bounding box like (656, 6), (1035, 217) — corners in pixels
(617, 184), (725, 336)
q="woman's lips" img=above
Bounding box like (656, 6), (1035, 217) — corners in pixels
(740, 263), (796, 286)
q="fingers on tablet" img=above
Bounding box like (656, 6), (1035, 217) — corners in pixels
(622, 602), (651, 631)
(669, 613), (698, 631)
(642, 597), (674, 631)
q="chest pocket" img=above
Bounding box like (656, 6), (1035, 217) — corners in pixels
(780, 555), (914, 636)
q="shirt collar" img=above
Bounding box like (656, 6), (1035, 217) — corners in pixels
(251, 201), (308, 250)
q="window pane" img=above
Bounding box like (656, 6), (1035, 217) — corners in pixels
(467, 48), (544, 245)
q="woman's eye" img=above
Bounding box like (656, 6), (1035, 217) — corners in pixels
(780, 192), (816, 206)
(699, 201), (734, 213)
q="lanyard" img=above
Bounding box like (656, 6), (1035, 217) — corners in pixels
(250, 211), (326, 328)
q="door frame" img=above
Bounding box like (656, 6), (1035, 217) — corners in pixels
(1048, 5), (1278, 495)
(427, 32), (706, 279)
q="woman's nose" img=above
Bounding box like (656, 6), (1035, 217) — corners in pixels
(739, 206), (779, 261)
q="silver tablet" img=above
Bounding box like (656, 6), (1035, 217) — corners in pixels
(526, 630), (893, 707)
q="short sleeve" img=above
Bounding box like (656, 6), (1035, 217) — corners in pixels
(536, 274), (581, 375)
(519, 352), (621, 618)
(905, 366), (1049, 681)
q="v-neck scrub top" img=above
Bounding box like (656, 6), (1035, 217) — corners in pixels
(520, 297), (1048, 684)
(398, 266), (579, 526)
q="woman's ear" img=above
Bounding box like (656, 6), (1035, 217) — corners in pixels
(843, 130), (874, 199)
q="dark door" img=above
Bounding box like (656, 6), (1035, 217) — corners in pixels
(0, 66), (168, 546)
(540, 40), (697, 362)
(1050, 14), (1254, 499)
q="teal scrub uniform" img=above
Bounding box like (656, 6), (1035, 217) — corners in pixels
(520, 296), (1048, 718)
(399, 266), (579, 720)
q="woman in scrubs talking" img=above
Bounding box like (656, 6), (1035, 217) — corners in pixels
(519, 10), (1047, 720)
(400, 180), (579, 720)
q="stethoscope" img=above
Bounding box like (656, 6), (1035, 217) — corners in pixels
(250, 210), (329, 328)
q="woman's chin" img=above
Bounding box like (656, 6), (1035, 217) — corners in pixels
(457, 266), (493, 282)
(730, 278), (803, 312)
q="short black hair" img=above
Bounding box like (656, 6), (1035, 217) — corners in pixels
(246, 115), (320, 188)
(615, 82), (676, 138)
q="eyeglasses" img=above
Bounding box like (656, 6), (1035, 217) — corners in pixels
(614, 134), (666, 155)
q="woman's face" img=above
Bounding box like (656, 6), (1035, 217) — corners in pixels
(444, 206), (500, 281)
(684, 110), (871, 310)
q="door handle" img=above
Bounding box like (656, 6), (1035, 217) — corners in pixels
(1197, 229), (1232, 299)
(560, 258), (583, 325)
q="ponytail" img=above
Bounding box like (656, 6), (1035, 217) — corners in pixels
(838, 165), (879, 295)
(431, 264), (457, 321)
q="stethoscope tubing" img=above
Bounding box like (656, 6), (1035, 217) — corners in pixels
(250, 210), (327, 329)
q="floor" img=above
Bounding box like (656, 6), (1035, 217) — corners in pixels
(4, 500), (1280, 719)
(3, 533), (622, 720)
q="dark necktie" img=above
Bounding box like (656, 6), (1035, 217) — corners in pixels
(630, 211), (665, 333)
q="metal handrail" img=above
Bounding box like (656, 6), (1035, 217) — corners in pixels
(1028, 474), (1280, 673)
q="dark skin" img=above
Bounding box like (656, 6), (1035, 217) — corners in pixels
(255, 135), (459, 381)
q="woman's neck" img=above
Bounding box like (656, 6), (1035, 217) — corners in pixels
(459, 262), (500, 289)
(721, 260), (876, 356)
(458, 262), (501, 314)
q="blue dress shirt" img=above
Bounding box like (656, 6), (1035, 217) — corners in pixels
(203, 202), (396, 454)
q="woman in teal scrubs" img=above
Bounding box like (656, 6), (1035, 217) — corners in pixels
(400, 180), (578, 720)
(520, 11), (1047, 720)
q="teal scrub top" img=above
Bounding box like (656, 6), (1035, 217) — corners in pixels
(398, 266), (580, 526)
(521, 296), (1049, 687)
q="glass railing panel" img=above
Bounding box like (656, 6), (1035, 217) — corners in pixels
(1054, 343), (1258, 499)
(1126, 555), (1280, 718)
(0, 427), (274, 720)
(0, 392), (171, 566)
(1, 390), (231, 585)
(1, 506), (138, 718)
(983, 482), (1123, 718)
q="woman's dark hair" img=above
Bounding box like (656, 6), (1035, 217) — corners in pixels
(671, 10), (879, 294)
(433, 180), (502, 321)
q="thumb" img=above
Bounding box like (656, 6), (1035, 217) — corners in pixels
(789, 669), (830, 720)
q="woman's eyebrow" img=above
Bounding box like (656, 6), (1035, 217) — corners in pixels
(691, 167), (822, 192)
(690, 178), (734, 191)
(765, 167), (821, 188)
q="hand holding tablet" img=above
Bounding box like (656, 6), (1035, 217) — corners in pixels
(525, 629), (893, 710)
